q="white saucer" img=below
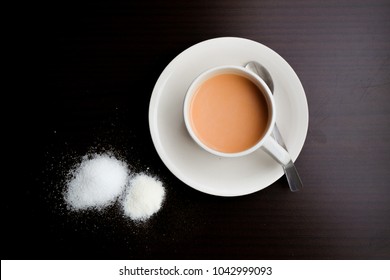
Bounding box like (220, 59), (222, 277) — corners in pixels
(149, 37), (308, 197)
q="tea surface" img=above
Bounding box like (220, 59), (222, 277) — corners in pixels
(190, 73), (269, 153)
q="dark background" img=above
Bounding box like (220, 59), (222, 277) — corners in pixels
(4, 0), (390, 259)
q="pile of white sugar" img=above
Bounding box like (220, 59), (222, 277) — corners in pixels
(65, 154), (129, 210)
(122, 174), (165, 221)
(64, 153), (165, 222)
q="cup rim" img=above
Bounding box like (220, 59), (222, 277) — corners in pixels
(183, 65), (276, 158)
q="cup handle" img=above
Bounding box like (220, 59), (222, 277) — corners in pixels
(261, 136), (291, 166)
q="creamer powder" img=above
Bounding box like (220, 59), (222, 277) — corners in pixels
(122, 174), (165, 221)
(64, 153), (129, 210)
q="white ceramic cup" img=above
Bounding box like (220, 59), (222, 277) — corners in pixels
(183, 65), (291, 166)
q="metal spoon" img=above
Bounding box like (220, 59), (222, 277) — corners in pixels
(245, 61), (303, 192)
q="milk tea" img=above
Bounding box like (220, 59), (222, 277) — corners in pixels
(189, 73), (269, 153)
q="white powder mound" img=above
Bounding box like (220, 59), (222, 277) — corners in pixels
(65, 153), (129, 210)
(122, 174), (165, 221)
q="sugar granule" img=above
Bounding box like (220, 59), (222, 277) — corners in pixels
(65, 153), (129, 210)
(122, 174), (165, 221)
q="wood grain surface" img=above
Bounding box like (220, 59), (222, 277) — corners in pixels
(4, 0), (390, 259)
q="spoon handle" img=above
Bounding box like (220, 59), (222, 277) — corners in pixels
(272, 125), (303, 192)
(282, 160), (303, 192)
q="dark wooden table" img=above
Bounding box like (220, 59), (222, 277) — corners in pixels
(4, 0), (390, 259)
